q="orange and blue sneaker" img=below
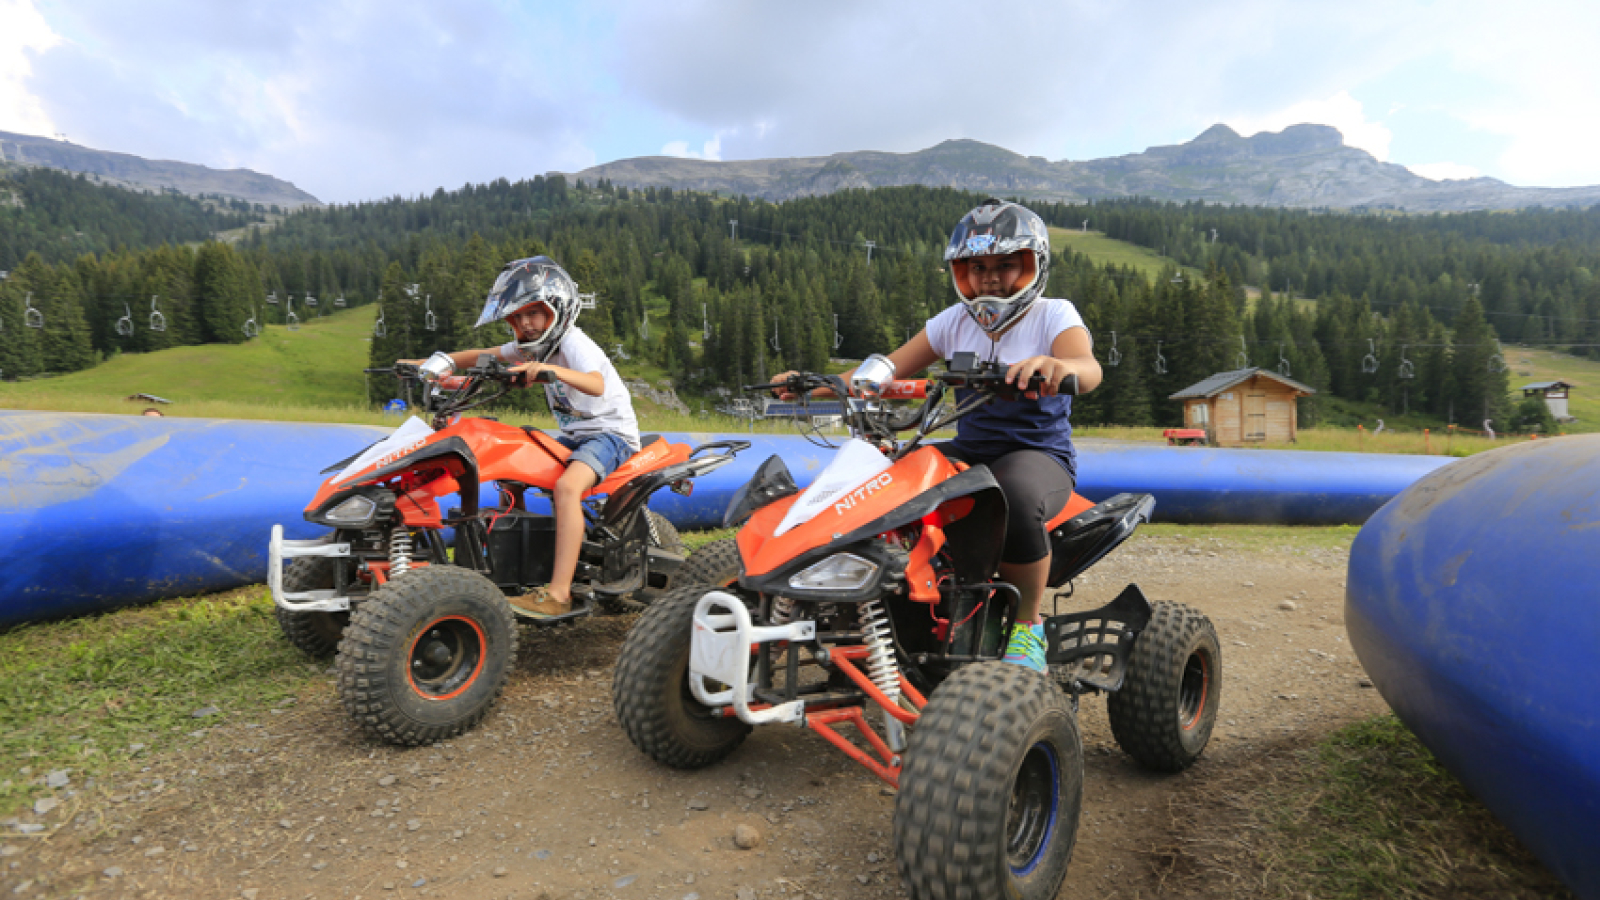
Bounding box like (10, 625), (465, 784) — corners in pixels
(1003, 620), (1048, 673)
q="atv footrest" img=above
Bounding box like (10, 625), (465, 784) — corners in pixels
(268, 524), (353, 612)
(1042, 584), (1153, 692)
(689, 591), (815, 725)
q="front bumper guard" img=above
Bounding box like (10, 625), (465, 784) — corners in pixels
(689, 591), (815, 725)
(268, 524), (353, 613)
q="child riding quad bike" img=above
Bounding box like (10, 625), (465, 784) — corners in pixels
(268, 358), (747, 746)
(612, 353), (1220, 900)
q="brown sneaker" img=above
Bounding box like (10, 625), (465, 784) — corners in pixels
(509, 589), (571, 619)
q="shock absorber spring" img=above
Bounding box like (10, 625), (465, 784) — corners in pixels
(388, 528), (414, 579)
(770, 595), (796, 625)
(859, 598), (900, 702)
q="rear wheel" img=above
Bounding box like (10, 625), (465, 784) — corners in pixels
(274, 556), (350, 658)
(612, 583), (750, 768)
(335, 566), (517, 746)
(674, 536), (741, 588)
(895, 662), (1083, 900)
(1107, 601), (1220, 772)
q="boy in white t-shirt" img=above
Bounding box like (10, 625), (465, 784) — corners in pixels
(407, 256), (640, 618)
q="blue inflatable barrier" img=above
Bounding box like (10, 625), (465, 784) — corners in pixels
(1346, 436), (1600, 900)
(3, 412), (1453, 628)
(0, 411), (388, 628)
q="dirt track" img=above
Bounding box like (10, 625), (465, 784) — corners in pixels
(1, 534), (1383, 900)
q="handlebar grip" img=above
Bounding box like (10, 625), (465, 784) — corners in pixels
(1059, 374), (1080, 396)
(531, 369), (555, 384)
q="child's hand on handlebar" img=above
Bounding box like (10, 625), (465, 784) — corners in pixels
(1006, 355), (1075, 397)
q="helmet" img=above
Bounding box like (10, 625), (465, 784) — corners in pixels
(943, 199), (1051, 334)
(474, 256), (580, 363)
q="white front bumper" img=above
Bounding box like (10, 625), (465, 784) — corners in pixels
(268, 523), (354, 613)
(689, 590), (815, 725)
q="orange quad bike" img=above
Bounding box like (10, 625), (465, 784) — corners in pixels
(268, 357), (747, 746)
(612, 352), (1220, 900)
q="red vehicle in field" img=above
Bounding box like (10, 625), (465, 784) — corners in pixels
(269, 358), (746, 745)
(613, 352), (1220, 900)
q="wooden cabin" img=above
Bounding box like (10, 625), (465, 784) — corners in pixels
(1520, 381), (1577, 423)
(1169, 368), (1315, 445)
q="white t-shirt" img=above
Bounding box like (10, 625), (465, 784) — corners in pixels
(501, 327), (641, 452)
(925, 297), (1088, 363)
(923, 297), (1088, 475)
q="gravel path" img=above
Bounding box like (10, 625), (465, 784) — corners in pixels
(1, 534), (1381, 900)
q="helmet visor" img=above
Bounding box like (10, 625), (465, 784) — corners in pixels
(474, 265), (544, 329)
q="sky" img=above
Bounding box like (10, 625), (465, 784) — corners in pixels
(3, 0), (1599, 205)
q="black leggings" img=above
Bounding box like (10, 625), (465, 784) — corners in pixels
(937, 445), (1077, 565)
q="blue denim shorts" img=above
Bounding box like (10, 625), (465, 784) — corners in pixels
(558, 432), (635, 480)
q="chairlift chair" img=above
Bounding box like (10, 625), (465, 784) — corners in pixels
(1105, 330), (1121, 367)
(1235, 335), (1249, 369)
(265, 291), (279, 305)
(1398, 345), (1415, 379)
(304, 293), (318, 308)
(148, 295), (166, 333)
(1277, 343), (1292, 378)
(1154, 340), (1168, 375)
(24, 293), (42, 328)
(372, 306), (386, 338)
(1361, 338), (1379, 374)
(334, 295), (347, 308)
(424, 295), (437, 332)
(116, 303), (134, 337)
(285, 298), (300, 332)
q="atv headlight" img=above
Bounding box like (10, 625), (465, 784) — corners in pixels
(323, 494), (379, 526)
(789, 553), (879, 592)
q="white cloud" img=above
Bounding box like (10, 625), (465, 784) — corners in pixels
(0, 0), (60, 136)
(1225, 91), (1393, 160)
(1407, 162), (1481, 182)
(660, 135), (722, 161)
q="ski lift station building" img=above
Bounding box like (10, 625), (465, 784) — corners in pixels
(1169, 368), (1316, 446)
(1520, 380), (1577, 423)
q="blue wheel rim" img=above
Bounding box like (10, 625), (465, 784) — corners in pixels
(1007, 740), (1060, 875)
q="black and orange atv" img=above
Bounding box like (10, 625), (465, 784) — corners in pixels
(612, 352), (1220, 900)
(268, 357), (746, 746)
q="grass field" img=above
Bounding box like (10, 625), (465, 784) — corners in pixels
(1048, 225), (1203, 282)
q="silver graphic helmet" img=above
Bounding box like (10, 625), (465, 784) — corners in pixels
(943, 199), (1051, 334)
(474, 256), (580, 363)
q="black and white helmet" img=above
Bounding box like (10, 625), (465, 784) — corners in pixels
(474, 256), (580, 363)
(943, 199), (1051, 334)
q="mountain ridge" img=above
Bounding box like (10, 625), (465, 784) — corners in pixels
(571, 125), (1600, 212)
(0, 129), (321, 210)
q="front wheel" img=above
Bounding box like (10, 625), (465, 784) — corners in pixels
(611, 583), (751, 769)
(274, 556), (349, 658)
(1107, 600), (1220, 772)
(895, 663), (1083, 900)
(335, 566), (518, 746)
